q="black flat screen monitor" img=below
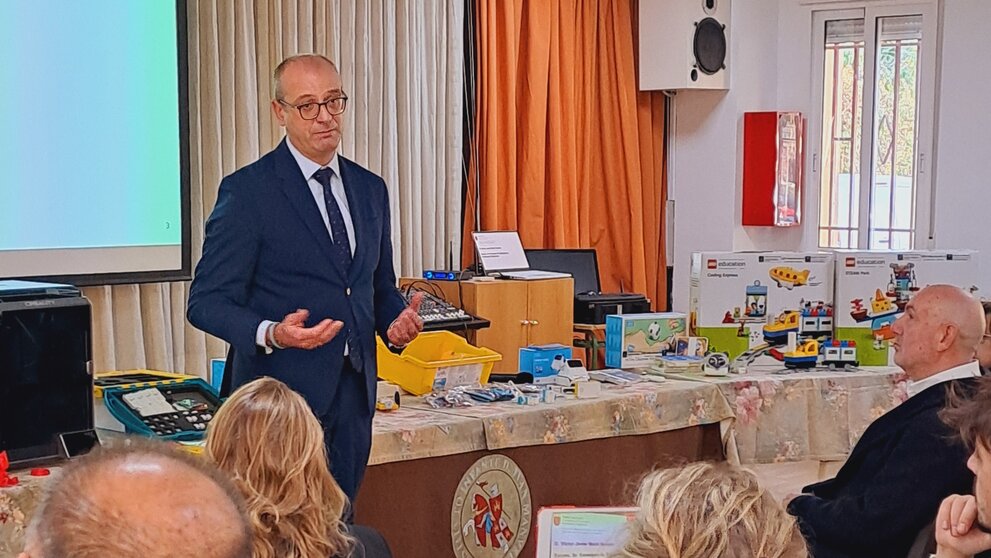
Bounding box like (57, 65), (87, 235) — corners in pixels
(524, 249), (600, 295)
(0, 299), (93, 465)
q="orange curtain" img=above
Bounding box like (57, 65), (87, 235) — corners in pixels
(464, 0), (668, 310)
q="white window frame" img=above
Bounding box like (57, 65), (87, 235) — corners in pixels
(807, 0), (939, 250)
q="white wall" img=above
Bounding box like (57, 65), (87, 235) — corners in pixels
(930, 0), (991, 289)
(669, 0), (787, 310)
(668, 0), (991, 310)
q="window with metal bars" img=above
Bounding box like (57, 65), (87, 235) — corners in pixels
(812, 6), (937, 250)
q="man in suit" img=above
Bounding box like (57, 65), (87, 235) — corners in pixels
(786, 284), (985, 558)
(935, 376), (991, 558)
(187, 54), (423, 503)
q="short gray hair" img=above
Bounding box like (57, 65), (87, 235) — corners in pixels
(27, 441), (251, 558)
(273, 54), (338, 100)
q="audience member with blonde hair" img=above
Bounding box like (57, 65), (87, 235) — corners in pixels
(611, 462), (807, 558)
(208, 377), (389, 558)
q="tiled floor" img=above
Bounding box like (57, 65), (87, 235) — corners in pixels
(748, 460), (844, 500)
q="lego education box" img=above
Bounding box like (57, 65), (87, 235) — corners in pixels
(605, 312), (687, 369)
(689, 251), (835, 359)
(834, 250), (980, 366)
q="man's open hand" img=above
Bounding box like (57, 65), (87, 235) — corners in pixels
(273, 308), (343, 349)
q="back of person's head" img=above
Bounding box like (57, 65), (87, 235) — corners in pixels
(942, 374), (991, 453)
(21, 441), (250, 558)
(206, 377), (351, 558)
(612, 462), (807, 558)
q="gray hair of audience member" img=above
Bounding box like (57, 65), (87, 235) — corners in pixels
(21, 441), (251, 558)
(611, 462), (808, 558)
(273, 53), (339, 100)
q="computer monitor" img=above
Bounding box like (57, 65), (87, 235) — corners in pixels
(524, 249), (600, 295)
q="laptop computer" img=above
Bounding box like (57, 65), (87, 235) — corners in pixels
(522, 248), (651, 323)
(524, 249), (601, 295)
(471, 231), (570, 280)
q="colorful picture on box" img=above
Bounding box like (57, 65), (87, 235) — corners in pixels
(675, 336), (709, 357)
(768, 266), (821, 289)
(848, 264), (920, 346)
(624, 318), (685, 354)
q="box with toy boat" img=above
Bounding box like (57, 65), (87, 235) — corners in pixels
(689, 252), (835, 360)
(834, 250), (980, 366)
(605, 312), (687, 368)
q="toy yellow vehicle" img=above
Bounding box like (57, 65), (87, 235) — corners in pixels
(763, 311), (800, 344)
(769, 266), (811, 289)
(783, 339), (819, 369)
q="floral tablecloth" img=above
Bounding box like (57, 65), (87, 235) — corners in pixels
(0, 470), (60, 557)
(421, 379), (735, 451)
(369, 379), (736, 464)
(665, 366), (907, 463)
(368, 405), (487, 466)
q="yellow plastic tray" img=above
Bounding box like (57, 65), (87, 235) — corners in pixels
(93, 369), (197, 399)
(376, 331), (501, 395)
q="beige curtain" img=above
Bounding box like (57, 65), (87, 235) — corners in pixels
(84, 1), (464, 377)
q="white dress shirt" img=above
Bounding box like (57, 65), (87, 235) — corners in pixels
(255, 138), (357, 351)
(906, 360), (981, 398)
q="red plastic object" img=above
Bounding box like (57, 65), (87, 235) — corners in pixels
(30, 468), (51, 477)
(0, 450), (16, 487)
(742, 111), (804, 227)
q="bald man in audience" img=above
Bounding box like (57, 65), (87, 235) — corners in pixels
(786, 284), (985, 558)
(18, 443), (250, 558)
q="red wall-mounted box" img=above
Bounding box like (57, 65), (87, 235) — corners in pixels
(742, 111), (804, 227)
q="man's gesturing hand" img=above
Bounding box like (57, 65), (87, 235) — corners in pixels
(273, 308), (344, 350)
(387, 292), (424, 347)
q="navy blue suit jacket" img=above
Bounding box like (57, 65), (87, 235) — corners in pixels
(787, 378), (977, 558)
(187, 139), (407, 415)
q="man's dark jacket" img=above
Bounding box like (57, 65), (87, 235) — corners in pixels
(788, 377), (977, 558)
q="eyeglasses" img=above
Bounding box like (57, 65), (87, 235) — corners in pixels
(278, 95), (348, 120)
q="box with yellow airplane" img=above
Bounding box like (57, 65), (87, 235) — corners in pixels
(835, 250), (980, 365)
(689, 251), (834, 359)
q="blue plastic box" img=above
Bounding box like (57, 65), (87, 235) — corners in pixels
(210, 358), (226, 393)
(519, 344), (572, 384)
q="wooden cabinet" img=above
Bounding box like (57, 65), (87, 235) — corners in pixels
(400, 277), (573, 372)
